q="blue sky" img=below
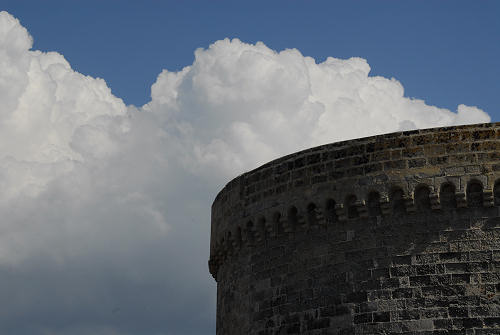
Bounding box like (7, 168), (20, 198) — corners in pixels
(0, 1), (499, 334)
(4, 0), (499, 116)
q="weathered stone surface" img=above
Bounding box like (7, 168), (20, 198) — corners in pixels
(209, 123), (500, 334)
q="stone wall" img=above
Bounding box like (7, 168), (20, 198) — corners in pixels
(209, 123), (500, 334)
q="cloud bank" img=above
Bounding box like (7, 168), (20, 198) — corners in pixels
(0, 11), (490, 335)
(144, 38), (488, 180)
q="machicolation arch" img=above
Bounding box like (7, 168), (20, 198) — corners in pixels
(209, 123), (500, 334)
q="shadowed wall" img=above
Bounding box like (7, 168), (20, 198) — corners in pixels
(210, 123), (500, 334)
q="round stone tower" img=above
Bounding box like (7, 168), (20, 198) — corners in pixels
(209, 123), (500, 334)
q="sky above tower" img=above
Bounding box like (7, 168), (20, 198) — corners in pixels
(0, 1), (498, 334)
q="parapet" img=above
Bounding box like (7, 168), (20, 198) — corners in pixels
(210, 123), (500, 278)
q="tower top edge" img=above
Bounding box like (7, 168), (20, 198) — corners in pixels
(213, 122), (499, 205)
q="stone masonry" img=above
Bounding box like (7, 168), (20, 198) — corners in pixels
(209, 123), (500, 334)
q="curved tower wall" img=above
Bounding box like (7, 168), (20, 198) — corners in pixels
(209, 123), (500, 334)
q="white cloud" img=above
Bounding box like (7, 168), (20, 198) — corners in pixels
(145, 38), (489, 181)
(0, 11), (490, 334)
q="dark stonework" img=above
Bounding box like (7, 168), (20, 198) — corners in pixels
(209, 123), (500, 334)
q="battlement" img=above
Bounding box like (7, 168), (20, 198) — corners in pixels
(209, 122), (500, 334)
(210, 123), (500, 277)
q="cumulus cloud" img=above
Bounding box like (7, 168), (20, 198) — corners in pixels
(0, 10), (490, 335)
(145, 38), (489, 180)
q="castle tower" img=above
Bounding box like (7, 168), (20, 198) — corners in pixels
(209, 123), (500, 334)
